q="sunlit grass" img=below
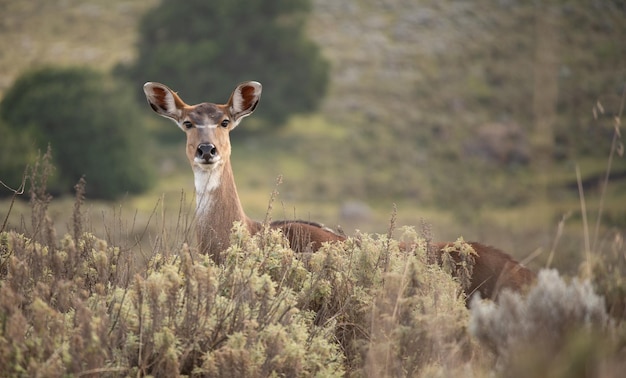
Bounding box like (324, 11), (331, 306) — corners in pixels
(2, 146), (625, 376)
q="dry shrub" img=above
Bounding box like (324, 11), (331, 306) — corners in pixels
(10, 154), (626, 376)
(470, 269), (626, 377)
(297, 228), (477, 376)
(364, 251), (471, 377)
(589, 231), (626, 320)
(0, 159), (345, 376)
(0, 231), (123, 377)
(0, 187), (484, 377)
(0, 224), (345, 377)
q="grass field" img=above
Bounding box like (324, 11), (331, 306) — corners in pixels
(1, 156), (625, 375)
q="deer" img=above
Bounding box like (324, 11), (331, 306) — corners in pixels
(143, 81), (535, 301)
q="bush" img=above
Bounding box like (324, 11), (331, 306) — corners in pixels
(3, 159), (626, 376)
(469, 269), (621, 376)
(0, 162), (477, 375)
(0, 221), (481, 376)
(0, 227), (345, 376)
(0, 66), (155, 199)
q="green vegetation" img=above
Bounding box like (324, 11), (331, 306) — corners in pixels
(0, 118), (35, 192)
(119, 0), (328, 129)
(1, 0), (625, 214)
(0, 67), (154, 199)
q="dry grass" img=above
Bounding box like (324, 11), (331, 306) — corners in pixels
(1, 149), (626, 377)
(0, 155), (473, 376)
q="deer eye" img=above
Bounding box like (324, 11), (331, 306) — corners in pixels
(220, 119), (230, 128)
(182, 120), (193, 129)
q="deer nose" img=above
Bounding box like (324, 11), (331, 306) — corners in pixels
(196, 143), (218, 161)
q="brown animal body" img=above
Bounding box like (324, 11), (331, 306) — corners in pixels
(433, 242), (535, 300)
(143, 81), (534, 301)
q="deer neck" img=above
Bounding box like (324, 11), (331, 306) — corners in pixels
(193, 161), (259, 259)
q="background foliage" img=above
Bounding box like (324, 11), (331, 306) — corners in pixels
(0, 118), (35, 192)
(119, 0), (329, 129)
(304, 0), (626, 203)
(0, 67), (154, 199)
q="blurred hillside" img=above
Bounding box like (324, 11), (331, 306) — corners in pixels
(0, 0), (157, 93)
(304, 0), (626, 199)
(1, 0), (625, 269)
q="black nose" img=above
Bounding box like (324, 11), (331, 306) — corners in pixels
(196, 143), (218, 161)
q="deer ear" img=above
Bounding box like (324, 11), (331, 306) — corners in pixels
(143, 82), (187, 122)
(228, 81), (262, 124)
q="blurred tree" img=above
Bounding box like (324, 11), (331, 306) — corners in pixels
(0, 67), (155, 199)
(0, 118), (35, 195)
(119, 0), (328, 129)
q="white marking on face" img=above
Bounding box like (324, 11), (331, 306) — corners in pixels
(199, 125), (218, 129)
(194, 156), (221, 165)
(178, 121), (221, 130)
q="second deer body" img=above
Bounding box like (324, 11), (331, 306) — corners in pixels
(143, 81), (534, 301)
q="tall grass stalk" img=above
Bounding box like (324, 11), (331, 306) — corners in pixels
(263, 174), (283, 226)
(545, 212), (571, 268)
(591, 84), (625, 254)
(575, 164), (592, 277)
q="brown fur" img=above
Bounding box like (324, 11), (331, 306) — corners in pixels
(433, 241), (535, 300)
(143, 81), (535, 301)
(269, 220), (346, 252)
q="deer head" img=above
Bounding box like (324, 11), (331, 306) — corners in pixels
(143, 81), (261, 172)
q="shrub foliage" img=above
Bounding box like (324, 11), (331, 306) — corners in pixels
(1, 163), (626, 376)
(0, 163), (477, 376)
(470, 270), (624, 376)
(121, 0), (329, 128)
(0, 66), (154, 199)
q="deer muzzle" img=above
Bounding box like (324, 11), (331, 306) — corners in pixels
(196, 143), (220, 165)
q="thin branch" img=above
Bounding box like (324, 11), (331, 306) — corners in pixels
(0, 173), (27, 234)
